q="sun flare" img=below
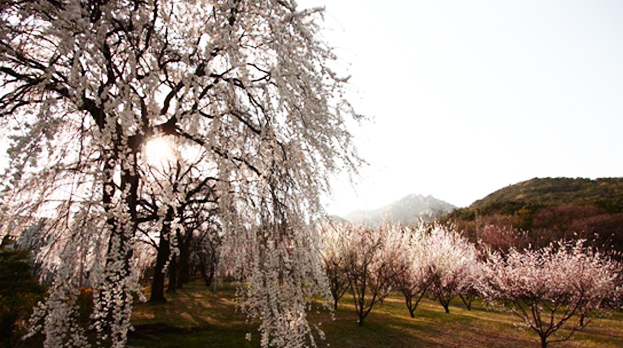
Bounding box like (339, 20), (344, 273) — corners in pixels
(144, 136), (176, 164)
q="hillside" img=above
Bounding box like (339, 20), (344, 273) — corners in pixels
(444, 177), (623, 253)
(472, 177), (623, 211)
(344, 194), (455, 226)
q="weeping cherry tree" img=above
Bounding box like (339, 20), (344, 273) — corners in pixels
(0, 0), (362, 347)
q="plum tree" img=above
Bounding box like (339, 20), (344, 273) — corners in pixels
(342, 223), (406, 326)
(318, 222), (352, 310)
(481, 241), (621, 348)
(424, 224), (479, 314)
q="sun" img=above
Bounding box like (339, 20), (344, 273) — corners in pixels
(144, 136), (176, 165)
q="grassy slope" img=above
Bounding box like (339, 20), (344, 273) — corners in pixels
(129, 282), (623, 348)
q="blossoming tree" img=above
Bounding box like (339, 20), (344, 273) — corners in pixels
(425, 224), (479, 314)
(480, 241), (621, 348)
(318, 221), (352, 310)
(0, 1), (361, 347)
(342, 223), (406, 326)
(392, 223), (433, 318)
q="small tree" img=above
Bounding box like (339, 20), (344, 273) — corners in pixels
(193, 220), (222, 288)
(318, 222), (351, 310)
(457, 258), (482, 311)
(481, 241), (621, 348)
(393, 224), (433, 318)
(343, 223), (405, 326)
(426, 224), (478, 314)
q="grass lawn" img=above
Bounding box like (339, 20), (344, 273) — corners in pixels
(129, 282), (623, 348)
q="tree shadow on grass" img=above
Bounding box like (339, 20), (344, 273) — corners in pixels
(133, 282), (246, 328)
(129, 282), (258, 348)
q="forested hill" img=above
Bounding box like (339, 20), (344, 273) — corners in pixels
(471, 177), (623, 211)
(444, 177), (623, 253)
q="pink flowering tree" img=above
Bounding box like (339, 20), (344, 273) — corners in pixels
(392, 222), (481, 316)
(318, 222), (352, 310)
(456, 255), (483, 311)
(0, 1), (362, 347)
(480, 241), (621, 348)
(392, 223), (434, 318)
(343, 223), (406, 326)
(426, 224), (479, 314)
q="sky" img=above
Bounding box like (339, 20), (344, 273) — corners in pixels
(1, 1), (621, 219)
(295, 0), (623, 216)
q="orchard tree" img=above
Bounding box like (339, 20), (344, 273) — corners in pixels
(343, 223), (406, 326)
(456, 256), (483, 311)
(318, 221), (352, 310)
(0, 1), (362, 347)
(426, 224), (479, 314)
(392, 223), (433, 318)
(481, 241), (621, 348)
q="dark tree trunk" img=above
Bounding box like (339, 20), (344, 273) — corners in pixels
(439, 298), (451, 314)
(459, 294), (474, 311)
(357, 313), (365, 327)
(405, 295), (416, 318)
(198, 257), (214, 287)
(149, 234), (169, 303)
(149, 210), (173, 303)
(206, 267), (214, 287)
(198, 258), (207, 285)
(167, 256), (178, 294)
(176, 231), (192, 288)
(540, 335), (548, 348)
(438, 293), (452, 314)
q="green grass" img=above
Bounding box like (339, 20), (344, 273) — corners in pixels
(129, 282), (623, 348)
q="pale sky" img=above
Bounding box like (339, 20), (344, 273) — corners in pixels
(296, 0), (623, 216)
(1, 1), (621, 218)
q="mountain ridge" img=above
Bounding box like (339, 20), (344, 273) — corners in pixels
(343, 194), (456, 226)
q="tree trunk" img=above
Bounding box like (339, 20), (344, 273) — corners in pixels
(439, 295), (451, 314)
(540, 335), (548, 348)
(357, 315), (365, 327)
(150, 208), (174, 302)
(176, 231), (191, 288)
(439, 298), (450, 314)
(459, 294), (473, 311)
(167, 256), (178, 294)
(149, 242), (169, 302)
(405, 295), (415, 318)
(206, 268), (214, 288)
